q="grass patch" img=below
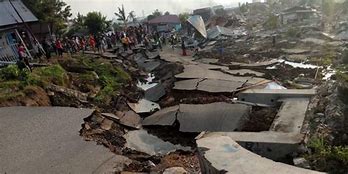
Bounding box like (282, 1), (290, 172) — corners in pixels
(77, 55), (131, 103)
(27, 64), (69, 87)
(0, 91), (25, 102)
(0, 65), (20, 80)
(306, 137), (348, 173)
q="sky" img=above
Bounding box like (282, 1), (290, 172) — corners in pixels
(63, 0), (252, 19)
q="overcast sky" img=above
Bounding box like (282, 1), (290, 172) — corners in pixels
(63, 0), (253, 19)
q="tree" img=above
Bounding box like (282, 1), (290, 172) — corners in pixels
(23, 0), (72, 33)
(179, 13), (189, 24)
(264, 14), (279, 30)
(147, 9), (162, 21)
(164, 11), (170, 15)
(322, 0), (335, 17)
(128, 11), (136, 22)
(115, 5), (127, 26)
(179, 13), (190, 30)
(65, 13), (87, 37)
(84, 12), (111, 35)
(115, 5), (136, 27)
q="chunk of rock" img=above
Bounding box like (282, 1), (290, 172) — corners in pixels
(163, 167), (188, 174)
(123, 130), (191, 156)
(100, 118), (114, 130)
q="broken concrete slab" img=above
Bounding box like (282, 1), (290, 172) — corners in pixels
(145, 51), (160, 59)
(123, 130), (191, 156)
(177, 103), (251, 132)
(197, 79), (245, 93)
(173, 79), (203, 91)
(100, 118), (114, 130)
(196, 134), (323, 174)
(229, 59), (279, 68)
(282, 48), (311, 54)
(119, 110), (142, 129)
(174, 78), (244, 93)
(144, 83), (166, 102)
(102, 52), (118, 59)
(0, 107), (128, 174)
(204, 132), (304, 161)
(221, 69), (265, 77)
(142, 105), (179, 126)
(195, 58), (219, 64)
(102, 113), (120, 121)
(143, 103), (251, 133)
(238, 89), (315, 106)
(176, 64), (266, 84)
(128, 99), (161, 114)
(270, 98), (310, 134)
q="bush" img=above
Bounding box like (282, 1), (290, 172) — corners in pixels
(79, 56), (131, 103)
(306, 137), (348, 173)
(0, 65), (20, 80)
(23, 65), (69, 87)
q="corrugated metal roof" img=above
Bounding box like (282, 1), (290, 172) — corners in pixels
(0, 0), (38, 27)
(148, 15), (180, 24)
(187, 15), (207, 38)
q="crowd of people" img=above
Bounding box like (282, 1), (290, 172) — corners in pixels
(16, 25), (185, 72)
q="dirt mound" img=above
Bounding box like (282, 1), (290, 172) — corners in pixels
(0, 86), (51, 107)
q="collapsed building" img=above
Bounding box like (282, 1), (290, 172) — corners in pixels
(0, 0), (43, 64)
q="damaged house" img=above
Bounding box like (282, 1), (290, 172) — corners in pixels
(147, 15), (181, 32)
(280, 6), (320, 25)
(0, 0), (40, 64)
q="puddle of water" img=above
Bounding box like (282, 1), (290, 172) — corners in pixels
(268, 59), (320, 69)
(281, 60), (319, 69)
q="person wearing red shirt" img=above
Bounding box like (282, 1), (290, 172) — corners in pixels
(55, 39), (63, 57)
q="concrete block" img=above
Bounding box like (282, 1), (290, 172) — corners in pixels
(238, 89), (315, 105)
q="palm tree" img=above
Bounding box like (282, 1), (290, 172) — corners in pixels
(128, 11), (136, 23)
(115, 5), (127, 27)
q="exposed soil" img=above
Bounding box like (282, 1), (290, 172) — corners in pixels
(241, 106), (280, 132)
(0, 86), (51, 107)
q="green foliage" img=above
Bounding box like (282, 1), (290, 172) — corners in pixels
(239, 3), (248, 13)
(0, 65), (20, 81)
(84, 12), (111, 35)
(264, 14), (279, 30)
(19, 65), (69, 87)
(80, 57), (130, 103)
(306, 137), (348, 173)
(286, 27), (300, 38)
(179, 13), (189, 24)
(23, 0), (72, 33)
(115, 5), (127, 25)
(65, 13), (88, 37)
(147, 9), (162, 21)
(322, 0), (336, 17)
(0, 91), (25, 102)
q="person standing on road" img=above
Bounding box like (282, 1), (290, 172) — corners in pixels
(181, 39), (187, 56)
